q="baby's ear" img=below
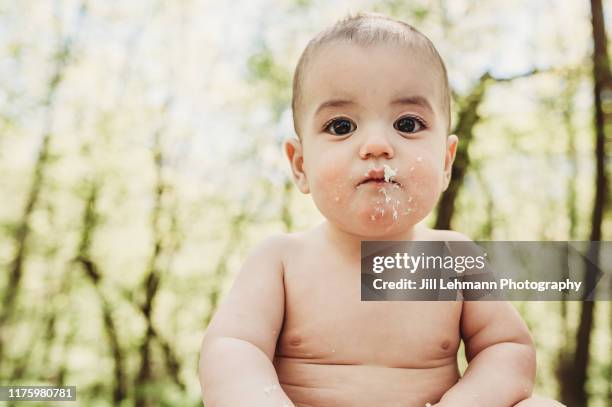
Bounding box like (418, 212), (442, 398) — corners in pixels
(442, 134), (458, 191)
(284, 137), (310, 194)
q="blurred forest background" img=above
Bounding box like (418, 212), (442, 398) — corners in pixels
(0, 0), (610, 406)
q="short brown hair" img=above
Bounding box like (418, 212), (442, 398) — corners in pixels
(291, 12), (451, 136)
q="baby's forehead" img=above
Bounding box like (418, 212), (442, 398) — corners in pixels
(291, 19), (452, 135)
(300, 42), (446, 114)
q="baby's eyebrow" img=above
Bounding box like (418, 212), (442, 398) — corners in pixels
(314, 96), (434, 116)
(390, 96), (434, 114)
(314, 99), (357, 116)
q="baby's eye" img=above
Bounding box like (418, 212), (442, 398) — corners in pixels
(324, 117), (356, 136)
(394, 116), (425, 133)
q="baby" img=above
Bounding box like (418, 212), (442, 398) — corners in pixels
(199, 13), (563, 407)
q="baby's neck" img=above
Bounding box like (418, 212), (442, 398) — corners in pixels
(322, 221), (418, 261)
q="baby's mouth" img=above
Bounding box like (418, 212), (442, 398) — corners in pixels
(357, 166), (402, 187)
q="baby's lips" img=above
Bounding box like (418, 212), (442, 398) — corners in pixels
(357, 167), (402, 187)
(355, 167), (384, 186)
(365, 167), (385, 179)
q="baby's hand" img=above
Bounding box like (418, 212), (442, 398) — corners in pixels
(430, 396), (566, 407)
(262, 383), (296, 406)
(513, 396), (567, 407)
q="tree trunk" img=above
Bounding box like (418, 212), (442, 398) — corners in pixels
(135, 128), (166, 407)
(435, 69), (541, 230)
(561, 1), (610, 405)
(435, 72), (490, 230)
(0, 1), (88, 373)
(77, 185), (128, 404)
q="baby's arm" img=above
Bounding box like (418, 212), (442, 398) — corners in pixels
(198, 236), (294, 406)
(435, 301), (536, 407)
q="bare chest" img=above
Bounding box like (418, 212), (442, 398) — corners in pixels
(277, 254), (462, 368)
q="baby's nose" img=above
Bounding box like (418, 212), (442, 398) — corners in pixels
(359, 132), (394, 159)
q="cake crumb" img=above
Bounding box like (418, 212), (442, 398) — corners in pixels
(383, 164), (397, 182)
(263, 384), (280, 396)
(379, 187), (392, 203)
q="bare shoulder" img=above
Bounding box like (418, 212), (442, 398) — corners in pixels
(203, 233), (299, 355)
(254, 229), (312, 261)
(434, 229), (472, 242)
(251, 233), (293, 261)
(415, 224), (472, 242)
(242, 229), (321, 279)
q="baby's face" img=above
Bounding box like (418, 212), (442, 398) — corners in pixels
(287, 42), (457, 238)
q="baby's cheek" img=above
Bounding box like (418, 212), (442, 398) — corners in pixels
(402, 161), (444, 218)
(312, 164), (350, 199)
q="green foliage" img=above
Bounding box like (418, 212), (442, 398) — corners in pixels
(247, 47), (292, 119)
(373, 0), (429, 22)
(0, 0), (609, 405)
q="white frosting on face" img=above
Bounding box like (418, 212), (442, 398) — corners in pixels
(383, 164), (397, 182)
(379, 187), (392, 203)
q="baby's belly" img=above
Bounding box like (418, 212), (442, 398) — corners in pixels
(274, 355), (459, 407)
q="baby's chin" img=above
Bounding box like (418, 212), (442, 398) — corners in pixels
(312, 190), (434, 239)
(331, 205), (425, 239)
